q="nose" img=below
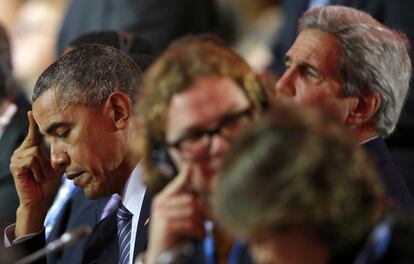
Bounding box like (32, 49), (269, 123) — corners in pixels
(275, 67), (296, 98)
(209, 133), (230, 158)
(50, 144), (70, 170)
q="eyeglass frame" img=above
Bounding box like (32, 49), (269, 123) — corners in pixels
(166, 107), (254, 160)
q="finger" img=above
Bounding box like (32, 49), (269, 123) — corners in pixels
(14, 156), (44, 183)
(160, 163), (193, 196)
(159, 194), (208, 219)
(169, 218), (206, 240)
(24, 111), (41, 147)
(13, 145), (42, 160)
(15, 143), (60, 181)
(36, 153), (62, 180)
(160, 193), (196, 207)
(164, 208), (206, 232)
(30, 159), (45, 182)
(13, 146), (50, 181)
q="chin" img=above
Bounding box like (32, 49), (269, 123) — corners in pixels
(83, 186), (106, 200)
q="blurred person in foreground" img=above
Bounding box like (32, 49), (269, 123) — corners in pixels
(139, 39), (268, 263)
(274, 6), (414, 209)
(5, 44), (150, 264)
(57, 0), (220, 54)
(212, 104), (414, 264)
(11, 0), (67, 99)
(0, 23), (31, 227)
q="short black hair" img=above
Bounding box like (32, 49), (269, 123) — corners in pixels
(32, 44), (141, 107)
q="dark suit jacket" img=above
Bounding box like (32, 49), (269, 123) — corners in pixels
(57, 0), (219, 54)
(46, 189), (109, 264)
(82, 190), (152, 264)
(362, 137), (414, 209)
(0, 94), (30, 226)
(330, 210), (414, 264)
(8, 190), (150, 264)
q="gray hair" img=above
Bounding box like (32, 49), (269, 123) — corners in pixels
(299, 6), (412, 137)
(32, 44), (141, 107)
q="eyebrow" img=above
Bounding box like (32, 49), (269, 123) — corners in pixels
(45, 122), (71, 135)
(283, 54), (291, 64)
(175, 108), (250, 138)
(284, 54), (319, 73)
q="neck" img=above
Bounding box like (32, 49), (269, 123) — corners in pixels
(351, 124), (378, 144)
(113, 152), (140, 195)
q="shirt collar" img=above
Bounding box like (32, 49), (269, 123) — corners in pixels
(359, 135), (379, 145)
(122, 162), (146, 215)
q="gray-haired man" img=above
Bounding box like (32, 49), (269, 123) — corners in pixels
(275, 6), (414, 208)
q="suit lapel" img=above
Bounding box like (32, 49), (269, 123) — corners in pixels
(83, 211), (119, 264)
(133, 189), (152, 258)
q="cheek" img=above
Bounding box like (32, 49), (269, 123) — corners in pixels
(295, 84), (324, 103)
(73, 146), (103, 173)
(72, 137), (123, 174)
(333, 98), (354, 122)
(296, 83), (341, 107)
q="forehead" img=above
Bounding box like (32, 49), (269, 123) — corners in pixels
(32, 89), (90, 134)
(166, 75), (250, 134)
(32, 88), (60, 119)
(287, 29), (342, 72)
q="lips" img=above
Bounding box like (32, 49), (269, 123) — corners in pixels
(66, 172), (84, 181)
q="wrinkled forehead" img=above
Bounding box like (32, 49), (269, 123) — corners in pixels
(288, 29), (343, 75)
(290, 29), (341, 60)
(169, 75), (249, 114)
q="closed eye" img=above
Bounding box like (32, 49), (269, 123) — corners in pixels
(56, 128), (70, 140)
(298, 63), (321, 80)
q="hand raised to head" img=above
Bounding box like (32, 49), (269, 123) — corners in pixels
(10, 111), (62, 237)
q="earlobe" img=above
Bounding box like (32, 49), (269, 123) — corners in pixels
(345, 92), (380, 126)
(105, 92), (132, 130)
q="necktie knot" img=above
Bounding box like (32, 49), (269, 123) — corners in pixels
(117, 202), (133, 221)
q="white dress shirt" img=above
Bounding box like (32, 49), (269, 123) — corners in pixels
(0, 102), (17, 138)
(121, 163), (146, 264)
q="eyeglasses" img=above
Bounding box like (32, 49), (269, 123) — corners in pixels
(167, 108), (253, 160)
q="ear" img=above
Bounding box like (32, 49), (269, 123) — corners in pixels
(345, 91), (380, 126)
(103, 92), (132, 130)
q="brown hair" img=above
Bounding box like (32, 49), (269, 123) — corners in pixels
(140, 39), (268, 193)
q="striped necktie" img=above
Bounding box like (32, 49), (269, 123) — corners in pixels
(117, 202), (133, 264)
